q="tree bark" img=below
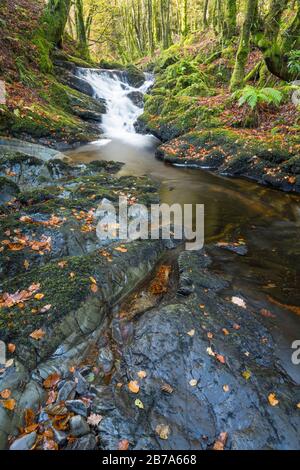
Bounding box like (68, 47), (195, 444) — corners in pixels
(230, 0), (258, 90)
(43, 0), (72, 48)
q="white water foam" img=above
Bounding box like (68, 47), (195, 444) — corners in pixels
(77, 68), (156, 147)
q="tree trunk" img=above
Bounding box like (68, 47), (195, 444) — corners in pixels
(223, 0), (237, 39)
(43, 0), (72, 48)
(258, 0), (300, 81)
(230, 0), (258, 90)
(203, 0), (209, 28)
(75, 0), (89, 58)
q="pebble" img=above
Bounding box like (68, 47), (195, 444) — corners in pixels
(69, 415), (90, 437)
(9, 432), (37, 451)
(66, 399), (88, 417)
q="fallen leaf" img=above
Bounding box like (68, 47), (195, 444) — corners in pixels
(24, 408), (35, 427)
(46, 390), (57, 405)
(25, 423), (39, 434)
(156, 424), (170, 440)
(207, 332), (213, 339)
(233, 323), (240, 330)
(40, 304), (52, 313)
(223, 385), (230, 392)
(29, 329), (45, 340)
(87, 413), (103, 426)
(1, 398), (16, 410)
(58, 260), (67, 268)
(90, 283), (98, 293)
(216, 354), (226, 364)
(115, 246), (128, 253)
(0, 389), (11, 399)
(161, 383), (173, 394)
(187, 329), (195, 337)
(128, 380), (140, 394)
(137, 370), (147, 379)
(135, 399), (144, 409)
(242, 370), (251, 380)
(189, 379), (198, 387)
(222, 328), (229, 335)
(213, 432), (228, 450)
(118, 439), (129, 450)
(7, 343), (16, 353)
(34, 293), (44, 300)
(231, 296), (247, 309)
(296, 402), (300, 409)
(89, 276), (97, 284)
(260, 308), (276, 318)
(206, 346), (215, 357)
(24, 260), (30, 270)
(43, 373), (61, 389)
(5, 359), (14, 368)
(268, 393), (279, 407)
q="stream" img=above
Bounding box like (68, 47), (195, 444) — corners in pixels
(66, 69), (300, 385)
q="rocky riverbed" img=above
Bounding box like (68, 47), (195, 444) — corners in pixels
(0, 144), (299, 450)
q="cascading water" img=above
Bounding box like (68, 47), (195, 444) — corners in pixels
(77, 68), (156, 146)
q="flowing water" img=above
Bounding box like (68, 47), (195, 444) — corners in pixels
(67, 69), (300, 359)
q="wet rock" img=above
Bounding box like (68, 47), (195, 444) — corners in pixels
(96, 251), (300, 450)
(127, 91), (144, 108)
(57, 381), (76, 402)
(0, 177), (19, 203)
(52, 428), (68, 446)
(10, 432), (37, 450)
(98, 346), (114, 374)
(66, 400), (88, 417)
(66, 433), (97, 450)
(69, 416), (90, 437)
(74, 372), (88, 396)
(216, 242), (248, 256)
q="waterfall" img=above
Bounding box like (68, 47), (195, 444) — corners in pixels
(77, 68), (155, 146)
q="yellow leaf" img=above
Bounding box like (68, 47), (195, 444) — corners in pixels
(34, 293), (44, 300)
(189, 379), (198, 387)
(24, 260), (30, 270)
(135, 399), (144, 409)
(89, 276), (97, 284)
(242, 370), (251, 380)
(187, 329), (195, 337)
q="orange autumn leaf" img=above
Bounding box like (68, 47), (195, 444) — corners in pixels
(115, 246), (128, 253)
(216, 354), (226, 364)
(8, 343), (16, 353)
(0, 389), (11, 399)
(137, 370), (147, 379)
(25, 423), (39, 434)
(128, 380), (140, 394)
(90, 283), (98, 293)
(268, 393), (279, 406)
(29, 329), (45, 340)
(222, 328), (230, 335)
(118, 439), (129, 450)
(213, 432), (228, 451)
(1, 398), (16, 410)
(43, 373), (61, 390)
(24, 408), (35, 427)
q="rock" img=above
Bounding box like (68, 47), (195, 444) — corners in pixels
(52, 427), (68, 446)
(74, 371), (88, 396)
(57, 381), (76, 402)
(127, 91), (144, 108)
(98, 346), (114, 374)
(66, 400), (88, 417)
(0, 177), (19, 203)
(10, 432), (37, 450)
(69, 416), (90, 437)
(66, 433), (97, 450)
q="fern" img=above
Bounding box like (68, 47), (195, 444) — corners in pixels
(288, 50), (300, 77)
(233, 86), (283, 110)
